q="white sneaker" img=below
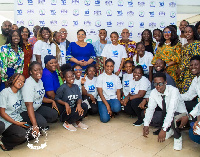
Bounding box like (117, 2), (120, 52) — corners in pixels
(63, 122), (77, 131)
(174, 136), (182, 151)
(165, 128), (174, 139)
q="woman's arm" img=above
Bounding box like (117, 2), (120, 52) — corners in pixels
(117, 89), (121, 101)
(35, 55), (42, 65)
(103, 57), (107, 69)
(25, 102), (38, 127)
(129, 90), (146, 100)
(46, 91), (56, 100)
(149, 66), (153, 82)
(42, 97), (57, 109)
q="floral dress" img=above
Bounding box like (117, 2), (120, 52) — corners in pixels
(177, 41), (200, 93)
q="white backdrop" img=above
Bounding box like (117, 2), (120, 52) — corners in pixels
(15, 0), (177, 43)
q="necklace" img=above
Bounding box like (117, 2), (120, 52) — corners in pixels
(164, 42), (171, 45)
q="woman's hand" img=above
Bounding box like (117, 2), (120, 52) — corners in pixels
(115, 71), (120, 76)
(89, 95), (96, 104)
(138, 100), (147, 109)
(65, 103), (71, 115)
(107, 106), (112, 117)
(193, 120), (200, 135)
(76, 104), (84, 116)
(52, 100), (58, 110)
(78, 60), (87, 66)
(17, 121), (30, 128)
(32, 125), (40, 137)
(81, 74), (87, 84)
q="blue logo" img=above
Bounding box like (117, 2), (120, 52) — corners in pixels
(150, 1), (155, 7)
(51, 0), (57, 5)
(139, 11), (145, 17)
(105, 0), (113, 6)
(107, 21), (112, 27)
(17, 20), (24, 26)
(61, 9), (68, 15)
(117, 10), (123, 16)
(138, 1), (145, 7)
(73, 21), (78, 26)
(73, 9), (79, 16)
(117, 22), (124, 27)
(149, 22), (156, 28)
(159, 1), (164, 7)
(140, 22), (144, 28)
(170, 11), (176, 18)
(85, 9), (89, 16)
(39, 9), (45, 15)
(27, 0), (33, 5)
(106, 10), (112, 16)
(84, 0), (91, 6)
(142, 64), (147, 71)
(61, 0), (66, 5)
(160, 21), (165, 28)
(94, 10), (101, 16)
(84, 21), (91, 26)
(62, 20), (68, 26)
(124, 80), (129, 87)
(112, 50), (119, 57)
(88, 85), (95, 92)
(37, 89), (45, 95)
(39, 20), (45, 26)
(86, 29), (97, 35)
(95, 0), (100, 6)
(137, 32), (142, 38)
(128, 21), (134, 28)
(28, 20), (34, 26)
(127, 11), (134, 16)
(47, 49), (52, 54)
(131, 87), (135, 95)
(170, 22), (175, 25)
(159, 11), (165, 16)
(50, 10), (56, 15)
(72, 0), (79, 4)
(38, 0), (45, 4)
(95, 20), (101, 27)
(149, 11), (154, 17)
(169, 2), (176, 7)
(50, 20), (57, 26)
(17, 9), (23, 15)
(13, 100), (22, 110)
(27, 9), (34, 14)
(106, 82), (114, 89)
(18, 0), (23, 5)
(128, 0), (133, 7)
(118, 0), (123, 6)
(129, 32), (133, 38)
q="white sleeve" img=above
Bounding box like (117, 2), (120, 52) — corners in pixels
(33, 40), (42, 55)
(0, 89), (8, 109)
(181, 79), (197, 101)
(22, 81), (35, 102)
(96, 75), (103, 88)
(133, 55), (137, 66)
(139, 78), (150, 91)
(121, 46), (127, 58)
(50, 43), (56, 57)
(148, 53), (153, 66)
(116, 76), (122, 89)
(101, 45), (108, 57)
(190, 102), (200, 118)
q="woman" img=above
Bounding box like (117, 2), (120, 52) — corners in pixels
(96, 58), (122, 123)
(0, 73), (29, 151)
(21, 62), (58, 135)
(0, 30), (24, 92)
(73, 64), (83, 94)
(151, 26), (182, 83)
(141, 29), (155, 55)
(153, 28), (162, 55)
(121, 65), (151, 126)
(93, 29), (111, 76)
(195, 21), (200, 37)
(55, 64), (88, 131)
(66, 29), (96, 74)
(33, 27), (54, 68)
(177, 25), (200, 93)
(19, 26), (33, 79)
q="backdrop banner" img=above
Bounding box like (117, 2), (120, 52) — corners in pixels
(15, 0), (177, 43)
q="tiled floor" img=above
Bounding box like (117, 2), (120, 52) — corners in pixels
(0, 112), (199, 157)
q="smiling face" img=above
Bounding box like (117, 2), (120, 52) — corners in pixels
(179, 20), (188, 33)
(59, 28), (67, 40)
(154, 77), (166, 94)
(12, 75), (25, 90)
(133, 68), (143, 81)
(136, 43), (145, 57)
(54, 32), (62, 44)
(30, 64), (43, 82)
(87, 67), (96, 79)
(184, 27), (194, 41)
(105, 61), (114, 75)
(124, 62), (133, 74)
(46, 59), (57, 73)
(12, 31), (20, 45)
(142, 30), (150, 41)
(110, 33), (119, 45)
(163, 28), (171, 41)
(2, 21), (12, 35)
(74, 65), (82, 79)
(121, 29), (130, 40)
(65, 71), (75, 85)
(21, 28), (29, 41)
(153, 30), (161, 42)
(190, 59), (200, 76)
(154, 59), (165, 72)
(42, 29), (50, 40)
(77, 31), (86, 42)
(99, 30), (107, 40)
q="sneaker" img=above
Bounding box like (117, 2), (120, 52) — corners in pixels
(174, 136), (182, 151)
(133, 120), (143, 126)
(165, 128), (174, 139)
(153, 129), (161, 135)
(77, 122), (88, 129)
(63, 122), (77, 131)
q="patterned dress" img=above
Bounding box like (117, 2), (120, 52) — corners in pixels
(177, 41), (200, 93)
(151, 43), (182, 82)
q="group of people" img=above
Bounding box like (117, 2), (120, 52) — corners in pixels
(0, 19), (200, 151)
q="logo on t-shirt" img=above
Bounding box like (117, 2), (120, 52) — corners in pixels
(88, 85), (95, 92)
(47, 49), (51, 54)
(142, 64), (148, 71)
(106, 82), (114, 89)
(61, 50), (64, 57)
(68, 95), (78, 107)
(37, 89), (45, 95)
(124, 80), (129, 87)
(130, 87), (135, 95)
(13, 100), (22, 110)
(112, 50), (118, 57)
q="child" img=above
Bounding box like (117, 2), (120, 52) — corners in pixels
(72, 64), (83, 94)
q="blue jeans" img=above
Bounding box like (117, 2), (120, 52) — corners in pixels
(189, 122), (200, 144)
(98, 99), (121, 123)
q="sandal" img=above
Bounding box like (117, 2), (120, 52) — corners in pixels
(0, 139), (7, 151)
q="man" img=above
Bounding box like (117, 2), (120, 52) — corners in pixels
(28, 25), (41, 46)
(0, 20), (12, 46)
(59, 28), (70, 51)
(179, 20), (189, 45)
(118, 28), (136, 59)
(143, 72), (188, 150)
(12, 24), (18, 30)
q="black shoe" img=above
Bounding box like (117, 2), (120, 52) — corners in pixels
(153, 129), (161, 135)
(133, 120), (143, 126)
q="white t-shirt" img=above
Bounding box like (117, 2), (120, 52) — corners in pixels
(74, 78), (82, 95)
(96, 73), (122, 101)
(22, 76), (45, 111)
(133, 51), (153, 75)
(84, 76), (97, 98)
(122, 73), (133, 96)
(51, 43), (66, 66)
(33, 40), (55, 68)
(101, 44), (127, 77)
(0, 88), (23, 129)
(129, 76), (151, 98)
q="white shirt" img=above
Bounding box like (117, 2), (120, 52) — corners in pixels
(33, 40), (55, 68)
(122, 73), (133, 96)
(181, 76), (200, 118)
(144, 85), (188, 131)
(133, 51), (153, 75)
(129, 76), (151, 98)
(96, 73), (122, 101)
(179, 36), (187, 45)
(101, 44), (127, 77)
(74, 78), (82, 95)
(84, 76), (97, 98)
(51, 43), (66, 66)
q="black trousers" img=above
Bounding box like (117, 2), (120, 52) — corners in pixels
(124, 98), (144, 120)
(0, 121), (5, 135)
(82, 95), (98, 115)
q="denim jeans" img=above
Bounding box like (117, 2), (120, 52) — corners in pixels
(98, 99), (121, 123)
(189, 122), (200, 144)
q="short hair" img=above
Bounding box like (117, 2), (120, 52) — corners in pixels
(18, 26), (31, 39)
(133, 65), (144, 75)
(110, 31), (119, 38)
(28, 61), (42, 76)
(105, 58), (115, 65)
(5, 73), (25, 88)
(190, 55), (200, 62)
(5, 30), (23, 48)
(182, 20), (189, 25)
(85, 64), (96, 75)
(153, 28), (162, 34)
(72, 64), (82, 71)
(99, 29), (107, 34)
(136, 42), (145, 48)
(153, 72), (166, 81)
(124, 60), (134, 66)
(77, 29), (86, 35)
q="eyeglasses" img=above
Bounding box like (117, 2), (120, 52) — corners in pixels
(164, 31), (171, 34)
(154, 82), (165, 87)
(22, 31), (28, 34)
(66, 75), (75, 78)
(74, 68), (82, 72)
(60, 31), (67, 34)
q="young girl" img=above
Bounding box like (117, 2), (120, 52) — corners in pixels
(133, 42), (153, 82)
(101, 32), (127, 77)
(72, 64), (83, 93)
(55, 64), (88, 131)
(153, 29), (162, 55)
(141, 29), (155, 55)
(96, 58), (122, 123)
(82, 64), (98, 115)
(0, 73), (29, 151)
